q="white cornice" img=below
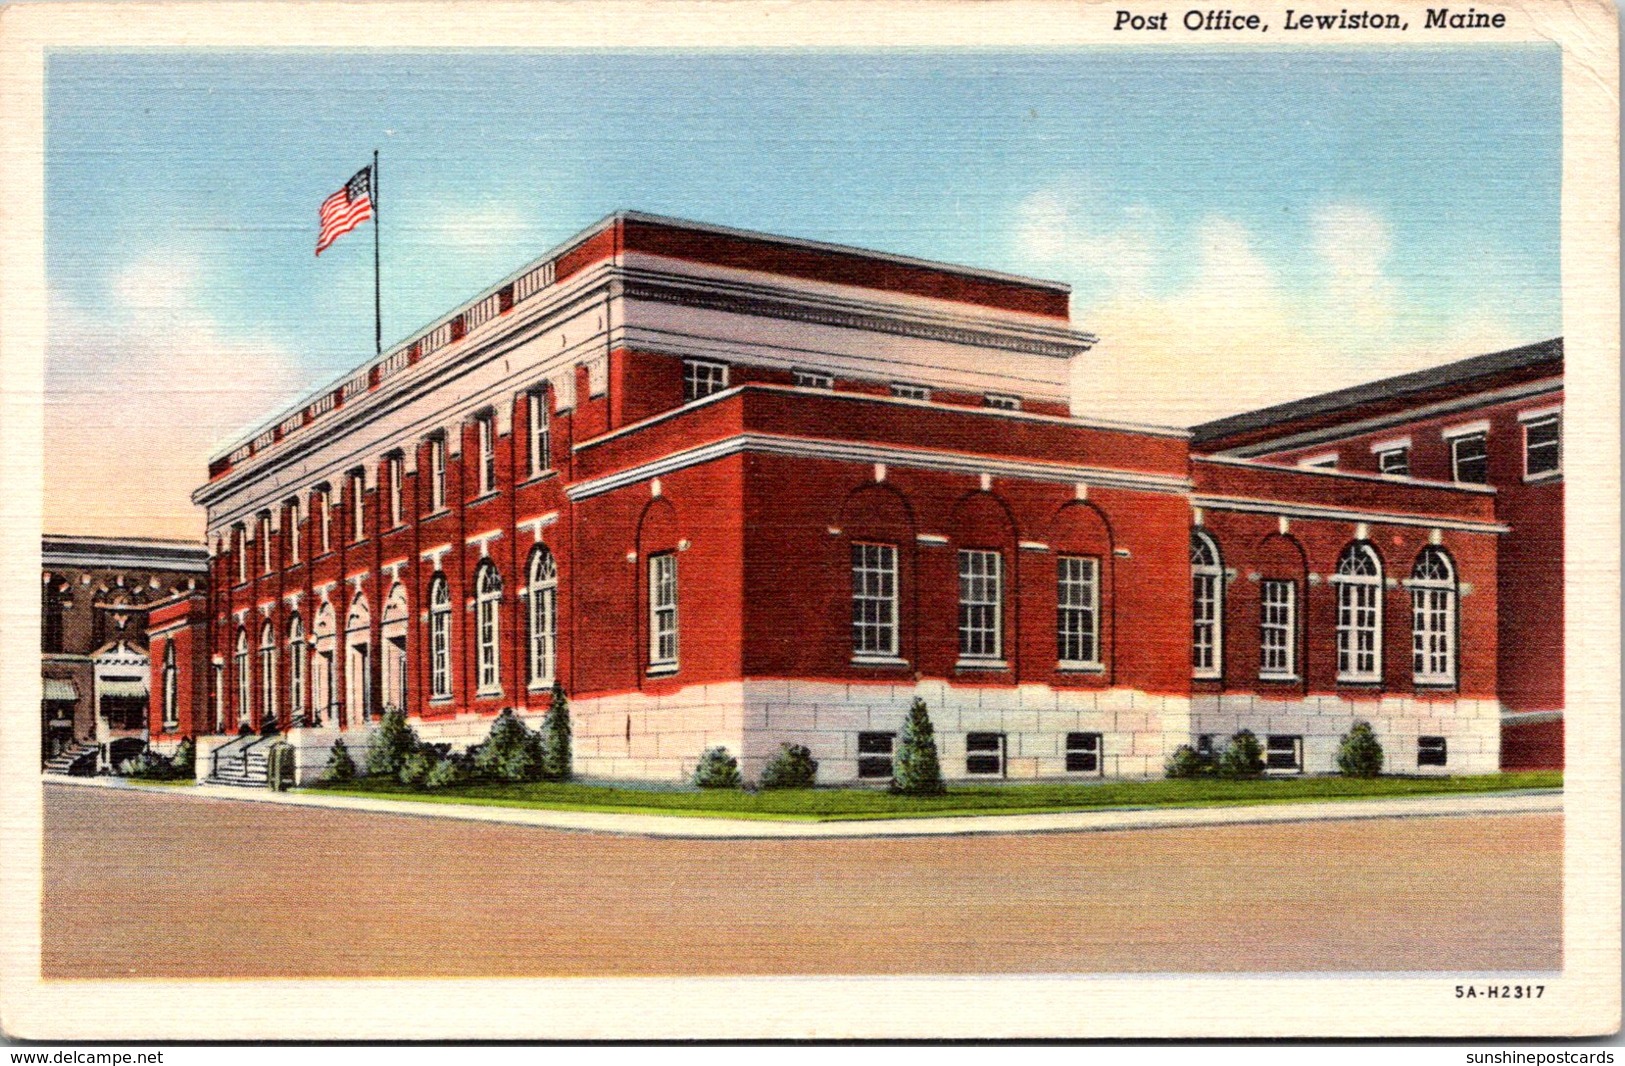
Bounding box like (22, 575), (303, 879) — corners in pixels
(1190, 493), (1509, 535)
(567, 433), (1191, 502)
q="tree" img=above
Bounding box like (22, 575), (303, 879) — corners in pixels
(891, 698), (946, 795)
(1336, 720), (1385, 777)
(1216, 729), (1265, 779)
(540, 683), (573, 781)
(170, 737), (196, 779)
(320, 738), (357, 783)
(474, 710), (544, 782)
(366, 709), (419, 777)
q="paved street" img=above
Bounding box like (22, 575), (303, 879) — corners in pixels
(43, 782), (1562, 978)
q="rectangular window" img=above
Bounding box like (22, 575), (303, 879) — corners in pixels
(1377, 447), (1410, 476)
(1192, 572), (1219, 677)
(851, 543), (899, 658)
(1066, 732), (1102, 775)
(1336, 578), (1382, 681)
(388, 456), (403, 528)
(1196, 733), (1214, 756)
(1265, 734), (1303, 772)
(317, 489), (332, 554)
(1418, 735), (1448, 767)
(986, 394), (1022, 411)
(1524, 414), (1561, 478)
(1451, 432), (1489, 484)
(287, 499), (301, 564)
(891, 383), (930, 401)
(1056, 555), (1100, 666)
(212, 663), (224, 732)
(1259, 579), (1296, 678)
(649, 553), (679, 670)
(966, 732), (1005, 776)
(477, 415), (496, 495)
(260, 514), (273, 574)
(429, 437), (447, 511)
(958, 549), (1003, 662)
(529, 391), (551, 476)
(793, 369), (833, 389)
(350, 471), (366, 542)
(857, 732), (895, 779)
(683, 359), (729, 402)
(1412, 586), (1457, 685)
(235, 526), (247, 584)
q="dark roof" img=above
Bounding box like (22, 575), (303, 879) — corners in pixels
(1191, 338), (1563, 449)
(42, 535), (209, 573)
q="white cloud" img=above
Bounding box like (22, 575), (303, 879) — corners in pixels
(46, 255), (307, 539)
(1009, 190), (1528, 427)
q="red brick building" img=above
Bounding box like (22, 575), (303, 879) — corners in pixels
(154, 212), (1522, 784)
(1192, 340), (1563, 769)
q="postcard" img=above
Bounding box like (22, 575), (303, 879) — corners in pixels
(0, 0), (1617, 1042)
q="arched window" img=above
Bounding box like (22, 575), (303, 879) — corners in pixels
(234, 627), (250, 724)
(526, 547), (558, 689)
(475, 562), (503, 694)
(429, 576), (452, 699)
(161, 642), (178, 729)
(287, 614), (305, 723)
(259, 621), (278, 725)
(1333, 543), (1384, 682)
(1411, 547), (1457, 685)
(1190, 530), (1223, 678)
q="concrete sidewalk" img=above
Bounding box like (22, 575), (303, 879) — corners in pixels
(43, 772), (1563, 839)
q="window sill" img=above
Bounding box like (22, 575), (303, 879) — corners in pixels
(422, 508), (452, 521)
(646, 664), (679, 678)
(1336, 678), (1384, 688)
(1412, 679), (1458, 691)
(1057, 661), (1104, 674)
(1523, 470), (1562, 484)
(1259, 673), (1301, 683)
(519, 470), (559, 488)
(468, 490), (501, 506)
(851, 655), (909, 667)
(527, 679), (556, 693)
(428, 695), (455, 705)
(1192, 672), (1223, 682)
(475, 688), (504, 700)
(956, 659), (1008, 671)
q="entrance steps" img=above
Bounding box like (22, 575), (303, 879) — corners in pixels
(43, 744), (98, 777)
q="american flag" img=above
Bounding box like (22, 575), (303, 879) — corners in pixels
(315, 165), (374, 256)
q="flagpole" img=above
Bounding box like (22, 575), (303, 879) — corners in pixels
(373, 149), (382, 356)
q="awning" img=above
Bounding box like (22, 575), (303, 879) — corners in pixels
(42, 678), (78, 702)
(98, 678), (148, 700)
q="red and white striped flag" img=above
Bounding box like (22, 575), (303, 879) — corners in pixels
(315, 165), (374, 255)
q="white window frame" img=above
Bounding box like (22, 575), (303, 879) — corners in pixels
(388, 455), (403, 528)
(477, 415), (496, 496)
(986, 393), (1022, 411)
(1442, 422), (1490, 484)
(234, 628), (250, 724)
(429, 577), (451, 699)
(1410, 547), (1457, 686)
(350, 471), (367, 542)
(212, 661), (224, 732)
(1333, 543), (1384, 683)
(316, 488), (332, 555)
(287, 615), (305, 721)
(851, 543), (900, 661)
(891, 382), (930, 401)
(1418, 735), (1449, 767)
(235, 525), (247, 585)
(287, 498), (301, 564)
(682, 359), (729, 403)
(528, 390), (552, 477)
(1056, 555), (1100, 668)
(649, 552), (679, 672)
(259, 622), (277, 725)
(1521, 411), (1561, 480)
(1065, 731), (1103, 775)
(856, 732), (895, 779)
(957, 548), (1003, 665)
(1191, 531), (1223, 679)
(792, 368), (833, 390)
(259, 513), (273, 575)
(1265, 734), (1304, 773)
(161, 643), (178, 729)
(429, 436), (447, 511)
(965, 732), (1006, 776)
(1375, 447), (1410, 476)
(527, 547), (558, 690)
(1259, 578), (1297, 679)
(475, 563), (502, 695)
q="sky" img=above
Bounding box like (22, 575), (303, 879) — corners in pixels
(45, 47), (1562, 538)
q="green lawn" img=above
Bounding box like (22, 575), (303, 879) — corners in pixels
(304, 770), (1562, 822)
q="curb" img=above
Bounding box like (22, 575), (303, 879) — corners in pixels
(43, 773), (1565, 840)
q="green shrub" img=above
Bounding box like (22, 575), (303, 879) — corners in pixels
(366, 709), (420, 777)
(1336, 720), (1385, 778)
(1164, 744), (1215, 779)
(890, 697), (946, 796)
(170, 738), (196, 778)
(425, 755), (469, 790)
(759, 743), (818, 789)
(540, 683), (573, 782)
(693, 746), (742, 789)
(118, 749), (177, 780)
(474, 710), (546, 782)
(321, 738), (357, 783)
(1216, 730), (1265, 779)
(398, 750), (435, 788)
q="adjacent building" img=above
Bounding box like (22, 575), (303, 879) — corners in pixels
(41, 535), (209, 773)
(1192, 340), (1563, 769)
(147, 212), (1543, 785)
